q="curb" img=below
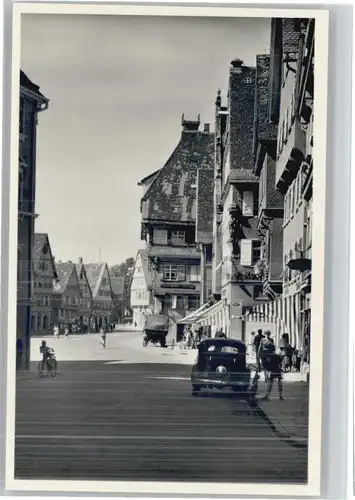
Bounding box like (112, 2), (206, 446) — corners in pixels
(250, 399), (308, 449)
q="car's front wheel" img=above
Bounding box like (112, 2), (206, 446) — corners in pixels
(192, 384), (201, 396)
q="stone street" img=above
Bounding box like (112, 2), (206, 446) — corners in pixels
(15, 330), (308, 484)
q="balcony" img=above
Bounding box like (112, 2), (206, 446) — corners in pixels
(276, 118), (306, 194)
(147, 244), (200, 260)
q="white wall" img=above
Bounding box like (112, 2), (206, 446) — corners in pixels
(130, 254), (150, 307)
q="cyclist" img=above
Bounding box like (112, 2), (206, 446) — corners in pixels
(39, 340), (53, 372)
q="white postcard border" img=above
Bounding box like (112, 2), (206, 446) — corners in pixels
(5, 3), (329, 496)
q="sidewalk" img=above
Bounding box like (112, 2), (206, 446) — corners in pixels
(255, 381), (309, 443)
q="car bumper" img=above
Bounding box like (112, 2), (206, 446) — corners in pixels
(192, 378), (249, 387)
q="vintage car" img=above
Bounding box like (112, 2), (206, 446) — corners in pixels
(191, 338), (251, 396)
(143, 314), (169, 348)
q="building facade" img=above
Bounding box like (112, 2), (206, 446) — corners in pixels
(51, 262), (81, 327)
(31, 233), (58, 335)
(246, 19), (314, 379)
(138, 116), (214, 339)
(84, 263), (114, 329)
(17, 71), (49, 369)
(194, 59), (271, 340)
(130, 249), (153, 329)
(76, 257), (94, 329)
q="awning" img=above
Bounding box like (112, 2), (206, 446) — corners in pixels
(178, 299), (227, 326)
(178, 300), (213, 324)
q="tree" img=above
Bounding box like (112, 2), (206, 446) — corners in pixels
(110, 257), (135, 319)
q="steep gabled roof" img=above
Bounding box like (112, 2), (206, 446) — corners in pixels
(75, 263), (93, 298)
(53, 262), (77, 294)
(84, 263), (109, 298)
(140, 123), (214, 222)
(138, 169), (161, 186)
(137, 248), (152, 288)
(32, 233), (58, 279)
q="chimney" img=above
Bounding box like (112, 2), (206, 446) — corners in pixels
(230, 58), (244, 74)
(204, 123), (210, 133)
(67, 260), (72, 264)
(78, 257), (83, 264)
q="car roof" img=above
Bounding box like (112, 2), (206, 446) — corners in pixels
(198, 338), (246, 348)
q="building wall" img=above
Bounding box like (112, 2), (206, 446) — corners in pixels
(31, 248), (56, 334)
(17, 88), (45, 369)
(53, 270), (80, 325)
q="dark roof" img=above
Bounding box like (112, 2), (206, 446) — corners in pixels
(196, 169), (214, 244)
(110, 276), (125, 296)
(229, 169), (259, 183)
(84, 263), (107, 298)
(137, 248), (153, 288)
(20, 70), (47, 100)
(141, 122), (214, 222)
(199, 337), (246, 351)
(138, 169), (161, 186)
(53, 262), (76, 294)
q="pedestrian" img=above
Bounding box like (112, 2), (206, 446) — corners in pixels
(258, 330), (274, 380)
(64, 324), (69, 338)
(215, 328), (227, 339)
(253, 329), (264, 370)
(100, 327), (107, 348)
(53, 324), (60, 339)
(259, 347), (284, 400)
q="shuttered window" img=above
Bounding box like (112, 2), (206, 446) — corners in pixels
(240, 239), (253, 266)
(242, 191), (254, 216)
(153, 229), (168, 245)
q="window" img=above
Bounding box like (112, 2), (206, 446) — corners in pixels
(31, 315), (36, 330)
(171, 230), (185, 245)
(38, 261), (49, 273)
(153, 229), (168, 245)
(189, 265), (200, 282)
(242, 191), (254, 216)
(240, 239), (261, 267)
(101, 278), (108, 286)
(243, 77), (252, 84)
(188, 295), (199, 310)
(37, 316), (41, 330)
(176, 296), (184, 309)
(163, 264), (185, 281)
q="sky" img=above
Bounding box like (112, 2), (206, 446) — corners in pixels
(21, 14), (270, 266)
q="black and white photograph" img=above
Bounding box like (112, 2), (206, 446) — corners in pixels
(5, 4), (329, 496)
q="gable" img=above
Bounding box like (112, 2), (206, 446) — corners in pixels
(141, 129), (214, 223)
(33, 233), (58, 279)
(53, 263), (78, 294)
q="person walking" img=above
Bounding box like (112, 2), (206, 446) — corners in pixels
(258, 330), (275, 381)
(253, 329), (264, 370)
(53, 324), (60, 340)
(100, 327), (107, 348)
(259, 347), (284, 400)
(64, 324), (69, 339)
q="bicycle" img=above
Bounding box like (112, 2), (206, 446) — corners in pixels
(280, 353), (293, 373)
(38, 356), (57, 378)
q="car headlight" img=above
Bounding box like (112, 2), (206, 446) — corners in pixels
(216, 365), (227, 374)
